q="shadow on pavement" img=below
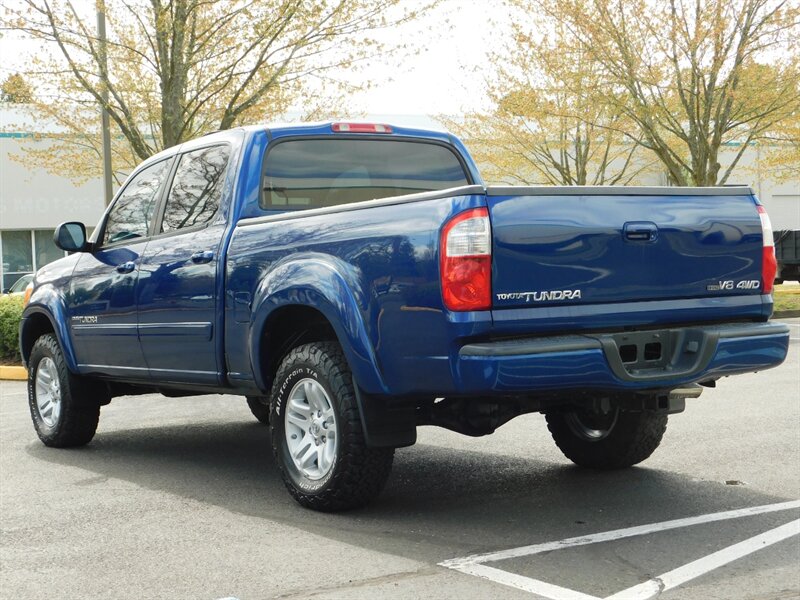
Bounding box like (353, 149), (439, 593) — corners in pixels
(25, 418), (797, 563)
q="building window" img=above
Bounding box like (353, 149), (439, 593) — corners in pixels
(34, 230), (63, 269)
(1, 229), (65, 291)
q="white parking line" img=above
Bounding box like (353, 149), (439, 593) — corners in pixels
(607, 519), (800, 600)
(440, 500), (800, 600)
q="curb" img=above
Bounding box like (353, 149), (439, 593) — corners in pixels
(773, 310), (800, 319)
(0, 366), (27, 381)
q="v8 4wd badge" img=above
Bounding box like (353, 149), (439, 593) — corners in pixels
(707, 280), (760, 291)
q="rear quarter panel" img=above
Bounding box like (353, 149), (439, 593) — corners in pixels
(225, 192), (489, 395)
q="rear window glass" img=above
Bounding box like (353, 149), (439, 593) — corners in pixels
(261, 139), (469, 210)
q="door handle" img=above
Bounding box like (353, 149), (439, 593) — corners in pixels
(191, 250), (214, 264)
(623, 222), (659, 242)
(115, 261), (136, 274)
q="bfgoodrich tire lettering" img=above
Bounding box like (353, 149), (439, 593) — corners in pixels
(545, 407), (667, 469)
(28, 334), (106, 447)
(269, 341), (394, 511)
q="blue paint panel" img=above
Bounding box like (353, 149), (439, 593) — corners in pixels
(137, 224), (223, 384)
(488, 193), (763, 308)
(68, 242), (149, 375)
(226, 192), (489, 394)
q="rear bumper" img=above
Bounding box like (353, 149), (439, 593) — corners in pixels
(456, 322), (790, 393)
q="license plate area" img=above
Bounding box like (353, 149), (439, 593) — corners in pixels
(613, 331), (673, 370)
(595, 328), (716, 382)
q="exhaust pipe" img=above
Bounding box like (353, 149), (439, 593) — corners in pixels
(669, 383), (704, 399)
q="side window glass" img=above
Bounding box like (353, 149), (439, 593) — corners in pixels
(161, 145), (230, 232)
(103, 160), (170, 245)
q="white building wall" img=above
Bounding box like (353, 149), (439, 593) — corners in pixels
(0, 135), (106, 230)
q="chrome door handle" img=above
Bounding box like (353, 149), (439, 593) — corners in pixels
(191, 251), (214, 264)
(116, 261), (136, 274)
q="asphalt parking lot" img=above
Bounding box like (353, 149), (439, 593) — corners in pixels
(1, 320), (798, 600)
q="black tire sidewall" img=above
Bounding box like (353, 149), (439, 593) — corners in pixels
(271, 358), (342, 496)
(546, 408), (667, 469)
(28, 335), (69, 440)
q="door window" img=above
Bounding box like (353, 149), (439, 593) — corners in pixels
(161, 145), (230, 232)
(103, 159), (171, 245)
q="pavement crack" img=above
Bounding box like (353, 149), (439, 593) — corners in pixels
(274, 565), (441, 599)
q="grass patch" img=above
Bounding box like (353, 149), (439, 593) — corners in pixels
(774, 286), (800, 312)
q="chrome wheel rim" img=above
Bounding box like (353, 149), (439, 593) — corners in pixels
(35, 357), (62, 428)
(284, 378), (338, 480)
(565, 408), (618, 441)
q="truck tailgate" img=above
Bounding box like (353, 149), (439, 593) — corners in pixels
(487, 186), (764, 309)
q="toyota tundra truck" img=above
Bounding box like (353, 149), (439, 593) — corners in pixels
(20, 122), (790, 511)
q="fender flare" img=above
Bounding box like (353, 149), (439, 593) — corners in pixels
(248, 255), (387, 395)
(20, 288), (78, 372)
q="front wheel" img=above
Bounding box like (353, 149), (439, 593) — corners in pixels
(269, 341), (394, 511)
(545, 406), (667, 469)
(28, 334), (106, 447)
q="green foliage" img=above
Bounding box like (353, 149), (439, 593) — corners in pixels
(0, 73), (33, 103)
(0, 295), (24, 362)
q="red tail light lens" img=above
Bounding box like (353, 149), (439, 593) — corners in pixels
(757, 206), (777, 294)
(331, 122), (392, 133)
(440, 207), (491, 311)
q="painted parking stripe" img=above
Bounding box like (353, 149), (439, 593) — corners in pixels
(606, 519), (800, 600)
(441, 500), (800, 567)
(453, 563), (600, 600)
(440, 500), (800, 599)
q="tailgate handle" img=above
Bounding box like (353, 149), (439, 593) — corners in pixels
(624, 222), (658, 242)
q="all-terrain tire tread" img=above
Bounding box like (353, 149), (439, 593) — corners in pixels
(270, 342), (394, 511)
(28, 334), (102, 448)
(545, 409), (667, 469)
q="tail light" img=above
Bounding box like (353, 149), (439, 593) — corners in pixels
(331, 122), (392, 133)
(440, 207), (491, 311)
(757, 205), (777, 294)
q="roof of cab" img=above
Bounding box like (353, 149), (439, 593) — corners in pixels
(241, 120), (456, 144)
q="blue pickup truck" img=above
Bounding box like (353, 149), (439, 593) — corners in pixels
(20, 122), (789, 511)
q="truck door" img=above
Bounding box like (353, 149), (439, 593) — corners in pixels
(136, 144), (230, 385)
(68, 158), (173, 378)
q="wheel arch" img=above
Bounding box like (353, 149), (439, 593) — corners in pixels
(248, 256), (387, 395)
(20, 305), (78, 372)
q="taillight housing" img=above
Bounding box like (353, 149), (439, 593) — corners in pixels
(440, 207), (491, 311)
(331, 122), (392, 133)
(757, 205), (777, 294)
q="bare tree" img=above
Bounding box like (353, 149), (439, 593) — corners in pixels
(2, 0), (436, 180)
(551, 0), (800, 186)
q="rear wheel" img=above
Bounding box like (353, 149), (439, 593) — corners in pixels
(246, 396), (270, 424)
(545, 405), (667, 469)
(269, 341), (394, 511)
(27, 334), (106, 447)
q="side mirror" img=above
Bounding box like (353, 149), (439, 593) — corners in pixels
(54, 222), (88, 252)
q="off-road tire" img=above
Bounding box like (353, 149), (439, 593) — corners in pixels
(28, 334), (106, 447)
(269, 341), (394, 511)
(246, 396), (270, 424)
(545, 408), (667, 469)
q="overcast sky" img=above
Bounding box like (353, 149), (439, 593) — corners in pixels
(0, 0), (501, 117)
